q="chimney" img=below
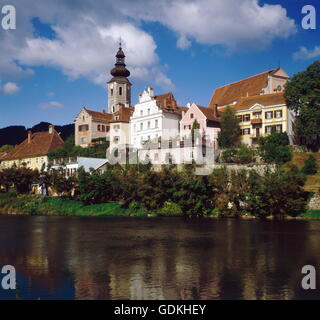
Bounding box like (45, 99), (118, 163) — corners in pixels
(28, 131), (32, 144)
(213, 104), (218, 118)
(147, 86), (154, 97)
(49, 125), (54, 134)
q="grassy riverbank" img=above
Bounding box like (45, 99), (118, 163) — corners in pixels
(0, 193), (148, 217)
(0, 193), (319, 219)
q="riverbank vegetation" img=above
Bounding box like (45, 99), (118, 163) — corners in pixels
(0, 162), (313, 218)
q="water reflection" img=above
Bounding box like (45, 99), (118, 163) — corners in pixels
(0, 216), (319, 300)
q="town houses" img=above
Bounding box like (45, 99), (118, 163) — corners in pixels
(0, 125), (64, 171)
(0, 44), (296, 171)
(72, 45), (294, 166)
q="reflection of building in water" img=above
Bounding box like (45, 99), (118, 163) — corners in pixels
(2, 216), (319, 300)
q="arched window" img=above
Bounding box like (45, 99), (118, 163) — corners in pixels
(119, 87), (123, 96)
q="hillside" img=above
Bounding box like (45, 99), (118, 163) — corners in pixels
(289, 152), (320, 193)
(0, 122), (74, 147)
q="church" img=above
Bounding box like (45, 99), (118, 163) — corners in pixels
(74, 44), (193, 153)
(74, 43), (294, 164)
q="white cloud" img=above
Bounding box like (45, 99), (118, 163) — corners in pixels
(293, 46), (320, 60)
(39, 101), (64, 109)
(47, 91), (55, 98)
(177, 34), (192, 50)
(0, 82), (20, 95)
(0, 0), (296, 92)
(120, 0), (296, 50)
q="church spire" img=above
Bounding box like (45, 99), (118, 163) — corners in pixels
(110, 43), (130, 78)
(107, 43), (132, 113)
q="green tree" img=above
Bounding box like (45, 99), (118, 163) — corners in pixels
(218, 106), (240, 148)
(302, 155), (318, 175)
(0, 145), (13, 153)
(259, 132), (291, 164)
(284, 61), (320, 151)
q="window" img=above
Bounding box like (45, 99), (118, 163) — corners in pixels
(237, 115), (243, 122)
(102, 125), (105, 132)
(140, 110), (143, 117)
(148, 109), (150, 115)
(190, 113), (194, 119)
(98, 125), (101, 131)
(275, 110), (283, 118)
(119, 87), (123, 96)
(265, 111), (273, 119)
(112, 106), (115, 113)
(79, 125), (89, 132)
(148, 121), (151, 129)
(243, 128), (251, 135)
(243, 114), (250, 121)
(80, 137), (87, 144)
(111, 89), (114, 96)
(134, 124), (136, 132)
(276, 125), (283, 133)
(154, 153), (159, 161)
(140, 123), (143, 131)
(265, 126), (272, 134)
(155, 120), (158, 128)
(254, 112), (261, 119)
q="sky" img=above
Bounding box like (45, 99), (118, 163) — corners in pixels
(0, 0), (319, 128)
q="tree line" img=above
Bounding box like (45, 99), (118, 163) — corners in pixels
(0, 163), (310, 218)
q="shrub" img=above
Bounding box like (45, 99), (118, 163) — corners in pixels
(221, 144), (255, 164)
(302, 155), (318, 175)
(159, 201), (183, 216)
(259, 132), (292, 164)
(236, 144), (256, 164)
(221, 148), (237, 163)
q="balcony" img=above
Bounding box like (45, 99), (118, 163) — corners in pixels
(251, 118), (262, 125)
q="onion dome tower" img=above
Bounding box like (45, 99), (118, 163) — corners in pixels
(107, 42), (132, 114)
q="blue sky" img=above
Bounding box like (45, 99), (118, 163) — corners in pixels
(0, 0), (319, 128)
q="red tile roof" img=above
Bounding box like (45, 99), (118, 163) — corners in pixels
(220, 92), (286, 112)
(2, 128), (64, 161)
(208, 68), (282, 108)
(0, 152), (8, 160)
(109, 107), (135, 123)
(197, 105), (220, 121)
(85, 108), (113, 122)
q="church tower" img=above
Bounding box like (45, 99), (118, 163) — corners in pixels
(107, 43), (132, 113)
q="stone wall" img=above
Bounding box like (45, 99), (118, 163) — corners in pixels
(308, 193), (320, 210)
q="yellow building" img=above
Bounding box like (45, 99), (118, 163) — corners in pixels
(208, 67), (295, 145)
(0, 125), (64, 171)
(221, 93), (295, 145)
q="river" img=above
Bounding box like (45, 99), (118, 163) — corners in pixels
(0, 215), (319, 300)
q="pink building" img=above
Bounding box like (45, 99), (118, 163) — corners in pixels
(180, 103), (221, 149)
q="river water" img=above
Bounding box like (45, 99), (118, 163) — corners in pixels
(0, 215), (319, 300)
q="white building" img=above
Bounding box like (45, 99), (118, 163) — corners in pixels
(51, 157), (108, 176)
(130, 87), (187, 149)
(109, 106), (134, 152)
